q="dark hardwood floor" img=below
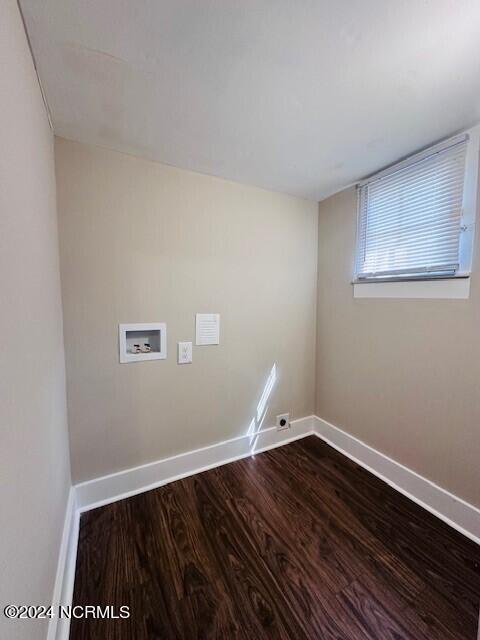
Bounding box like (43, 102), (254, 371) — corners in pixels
(70, 436), (480, 639)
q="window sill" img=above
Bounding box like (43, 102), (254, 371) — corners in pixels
(353, 278), (470, 299)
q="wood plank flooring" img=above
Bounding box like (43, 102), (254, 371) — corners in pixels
(70, 436), (480, 639)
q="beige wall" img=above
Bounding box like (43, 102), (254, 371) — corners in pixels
(316, 186), (480, 508)
(0, 2), (71, 639)
(55, 138), (318, 483)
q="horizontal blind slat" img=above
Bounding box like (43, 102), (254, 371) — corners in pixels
(359, 206), (463, 239)
(367, 157), (465, 202)
(364, 230), (462, 255)
(360, 213), (462, 244)
(363, 244), (460, 267)
(367, 146), (466, 196)
(366, 182), (464, 221)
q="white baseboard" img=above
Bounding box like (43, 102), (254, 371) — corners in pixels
(47, 488), (79, 640)
(75, 416), (315, 512)
(314, 416), (480, 544)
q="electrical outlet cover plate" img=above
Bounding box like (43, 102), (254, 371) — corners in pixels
(276, 413), (290, 431)
(178, 341), (193, 364)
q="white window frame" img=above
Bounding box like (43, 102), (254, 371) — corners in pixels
(353, 126), (480, 299)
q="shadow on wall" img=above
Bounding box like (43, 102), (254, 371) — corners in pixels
(246, 363), (277, 449)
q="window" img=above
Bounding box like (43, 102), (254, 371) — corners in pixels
(354, 129), (479, 285)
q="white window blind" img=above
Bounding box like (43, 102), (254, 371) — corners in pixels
(355, 136), (468, 281)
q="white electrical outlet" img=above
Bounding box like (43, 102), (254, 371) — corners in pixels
(177, 341), (192, 364)
(276, 413), (290, 431)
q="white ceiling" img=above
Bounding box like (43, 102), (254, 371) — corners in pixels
(21, 0), (480, 200)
